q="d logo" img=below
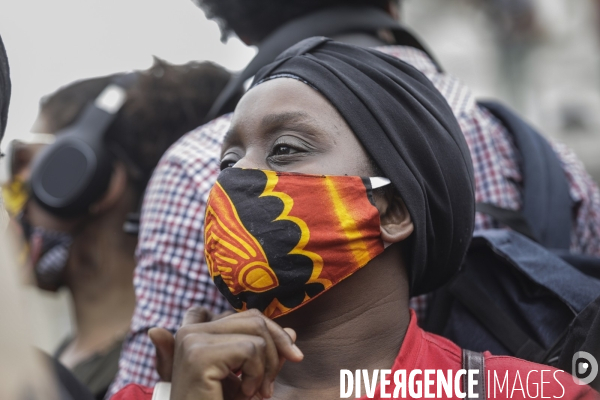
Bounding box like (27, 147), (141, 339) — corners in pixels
(572, 351), (598, 385)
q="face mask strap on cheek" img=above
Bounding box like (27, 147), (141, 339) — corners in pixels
(204, 168), (393, 319)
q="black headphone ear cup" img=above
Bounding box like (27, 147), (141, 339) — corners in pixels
(29, 78), (136, 218)
(30, 135), (113, 217)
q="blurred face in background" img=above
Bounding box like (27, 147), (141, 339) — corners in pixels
(0, 35), (11, 229)
(2, 139), (51, 217)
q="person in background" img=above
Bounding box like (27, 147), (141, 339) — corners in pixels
(109, 0), (600, 395)
(22, 58), (238, 400)
(0, 34), (9, 230)
(0, 32), (96, 400)
(2, 140), (33, 217)
(2, 138), (53, 217)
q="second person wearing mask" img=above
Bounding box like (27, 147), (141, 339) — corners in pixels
(22, 59), (241, 400)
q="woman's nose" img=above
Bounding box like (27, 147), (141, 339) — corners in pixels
(232, 151), (268, 170)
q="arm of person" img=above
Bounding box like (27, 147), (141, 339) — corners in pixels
(108, 116), (233, 396)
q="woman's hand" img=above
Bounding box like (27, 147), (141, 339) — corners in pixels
(149, 307), (235, 382)
(149, 308), (303, 400)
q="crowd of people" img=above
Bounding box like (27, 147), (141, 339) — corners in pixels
(1, 1), (600, 399)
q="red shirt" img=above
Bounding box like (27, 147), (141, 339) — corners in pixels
(111, 312), (598, 399)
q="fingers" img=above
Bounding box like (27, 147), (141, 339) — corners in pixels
(189, 310), (303, 390)
(182, 306), (235, 325)
(225, 310), (304, 362)
(213, 310), (236, 321)
(176, 317), (274, 397)
(283, 327), (297, 343)
(172, 309), (303, 399)
(172, 334), (267, 400)
(232, 337), (268, 398)
(149, 305), (222, 382)
(182, 306), (214, 326)
(148, 327), (175, 381)
(275, 328), (299, 372)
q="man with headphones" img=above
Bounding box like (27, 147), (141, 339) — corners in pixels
(21, 59), (239, 400)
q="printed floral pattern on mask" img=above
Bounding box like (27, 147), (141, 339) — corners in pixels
(204, 168), (385, 318)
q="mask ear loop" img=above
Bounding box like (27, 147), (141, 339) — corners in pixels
(368, 177), (394, 248)
(369, 176), (391, 189)
(123, 210), (141, 236)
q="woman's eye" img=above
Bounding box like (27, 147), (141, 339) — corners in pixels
(271, 144), (297, 156)
(220, 159), (237, 170)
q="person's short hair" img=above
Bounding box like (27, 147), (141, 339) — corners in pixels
(35, 58), (237, 196)
(0, 35), (11, 141)
(194, 0), (395, 44)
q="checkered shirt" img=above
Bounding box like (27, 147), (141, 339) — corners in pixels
(107, 45), (600, 397)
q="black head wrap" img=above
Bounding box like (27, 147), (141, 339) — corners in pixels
(0, 34), (10, 141)
(252, 37), (475, 295)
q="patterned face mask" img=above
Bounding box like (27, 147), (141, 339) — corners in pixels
(20, 215), (73, 290)
(204, 168), (390, 319)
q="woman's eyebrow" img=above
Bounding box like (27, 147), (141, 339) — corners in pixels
(261, 111), (311, 128)
(223, 111), (322, 149)
(260, 111), (321, 139)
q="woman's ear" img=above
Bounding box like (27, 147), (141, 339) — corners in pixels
(378, 193), (414, 244)
(88, 162), (128, 215)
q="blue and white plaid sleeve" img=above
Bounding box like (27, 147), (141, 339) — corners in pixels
(107, 115), (233, 397)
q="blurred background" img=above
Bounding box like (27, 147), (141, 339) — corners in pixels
(405, 0), (600, 183)
(1, 0), (599, 354)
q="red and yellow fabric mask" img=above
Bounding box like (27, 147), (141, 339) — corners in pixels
(204, 168), (389, 318)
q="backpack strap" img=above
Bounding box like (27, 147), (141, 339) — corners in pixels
(477, 101), (573, 250)
(462, 349), (487, 399)
(205, 6), (440, 122)
(474, 203), (537, 242)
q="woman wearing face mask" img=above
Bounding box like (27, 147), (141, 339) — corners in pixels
(113, 38), (597, 400)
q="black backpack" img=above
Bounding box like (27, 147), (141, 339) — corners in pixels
(424, 101), (600, 391)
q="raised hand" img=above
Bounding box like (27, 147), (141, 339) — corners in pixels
(149, 308), (303, 400)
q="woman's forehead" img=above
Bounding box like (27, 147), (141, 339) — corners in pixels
(227, 78), (347, 142)
(223, 77), (375, 177)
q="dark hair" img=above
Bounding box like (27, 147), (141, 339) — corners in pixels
(0, 35), (10, 142)
(36, 59), (238, 195)
(194, 0), (393, 44)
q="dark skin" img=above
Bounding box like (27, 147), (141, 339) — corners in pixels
(150, 78), (414, 400)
